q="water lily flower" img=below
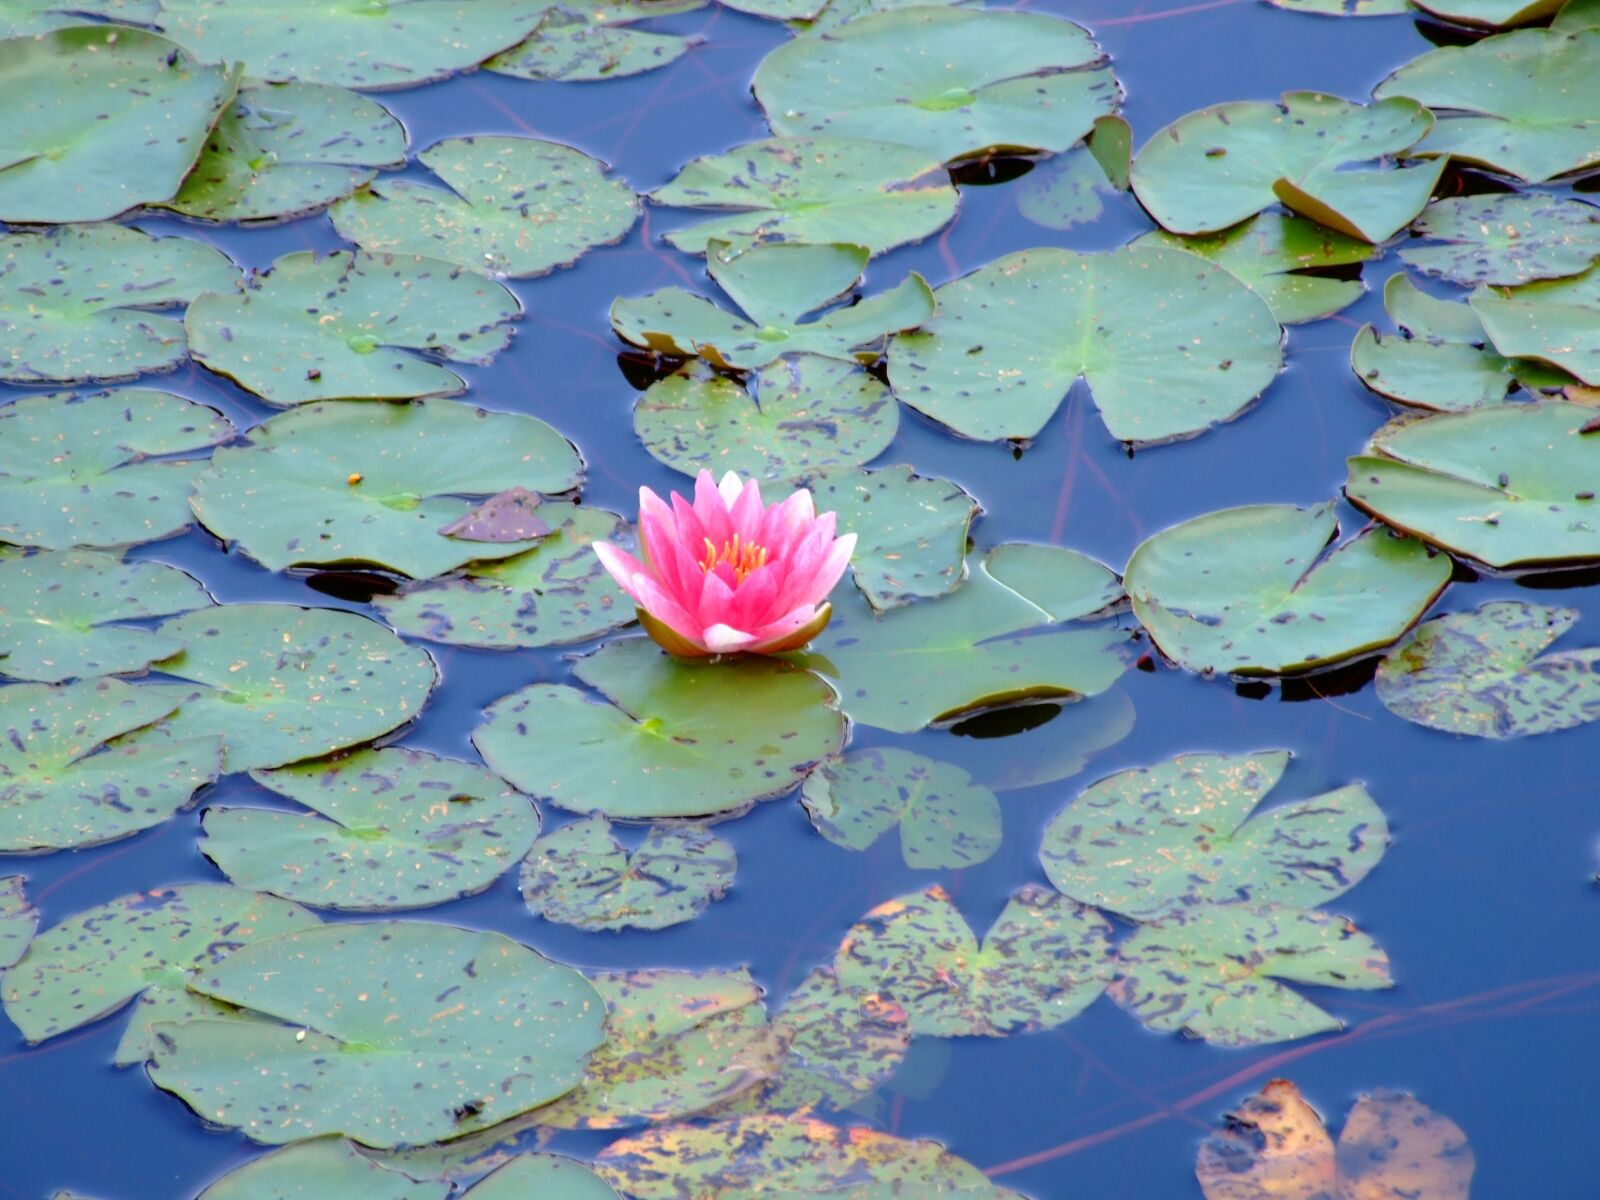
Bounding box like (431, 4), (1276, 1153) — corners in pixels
(594, 470), (856, 657)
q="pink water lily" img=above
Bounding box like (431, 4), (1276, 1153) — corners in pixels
(594, 470), (856, 657)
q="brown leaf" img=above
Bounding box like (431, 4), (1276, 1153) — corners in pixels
(1197, 1079), (1337, 1200)
(1336, 1091), (1474, 1200)
(439, 487), (552, 542)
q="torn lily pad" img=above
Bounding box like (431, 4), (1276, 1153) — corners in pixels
(198, 1140), (449, 1200)
(1016, 141), (1130, 233)
(1470, 265), (1600, 385)
(1401, 195), (1600, 287)
(486, 0), (705, 82)
(521, 815), (736, 931)
(0, 876), (35, 969)
(185, 250), (520, 405)
(1123, 502), (1451, 677)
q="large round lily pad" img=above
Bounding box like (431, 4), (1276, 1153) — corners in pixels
(886, 245), (1284, 445)
(0, 876), (36, 969)
(1123, 503), (1452, 677)
(147, 920), (606, 1146)
(1400, 195), (1600, 287)
(1469, 265), (1600, 385)
(190, 400), (582, 577)
(475, 637), (845, 819)
(485, 0), (706, 83)
(198, 1140), (449, 1200)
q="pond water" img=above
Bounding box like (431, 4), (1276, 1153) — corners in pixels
(2, 1), (1598, 1198)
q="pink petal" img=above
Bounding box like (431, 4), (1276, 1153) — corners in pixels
(697, 569), (739, 630)
(728, 477), (765, 540)
(812, 531), (857, 598)
(745, 604), (820, 649)
(630, 574), (706, 648)
(693, 471), (733, 546)
(593, 542), (648, 605)
(671, 490), (708, 553)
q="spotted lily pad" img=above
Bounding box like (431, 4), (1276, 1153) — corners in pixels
(1410, 0), (1563, 27)
(752, 8), (1116, 164)
(1, 226), (239, 384)
(198, 1139), (450, 1200)
(1400, 195), (1600, 287)
(439, 487), (550, 543)
(475, 637), (845, 819)
(652, 135), (960, 257)
(0, 876), (35, 969)
(0, 551), (212, 682)
(1040, 751), (1387, 920)
(1345, 401), (1600, 568)
(611, 241), (932, 371)
(202, 747), (539, 911)
(0, 0), (160, 35)
(486, 0), (706, 82)
(330, 136), (638, 278)
(886, 245), (1284, 444)
(800, 0), (966, 33)
(185, 250), (520, 405)
(191, 400), (582, 578)
(1470, 266), (1600, 385)
(520, 815), (737, 931)
(835, 884), (1113, 1036)
(1109, 903), (1392, 1047)
(1015, 145), (1125, 232)
(1123, 503), (1451, 677)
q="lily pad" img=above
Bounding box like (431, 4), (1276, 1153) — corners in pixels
(520, 814), (737, 931)
(0, 26), (239, 223)
(167, 80), (407, 223)
(611, 240), (932, 371)
(1409, 0), (1563, 27)
(0, 677), (222, 853)
(886, 244), (1284, 445)
(1400, 195), (1600, 287)
(185, 250), (521, 405)
(1109, 903), (1393, 1046)
(330, 136), (638, 279)
(1344, 401), (1600, 568)
(1015, 145), (1124, 232)
(1470, 266), (1600, 385)
(198, 1139), (449, 1200)
(1, 226), (240, 384)
(0, 876), (35, 969)
(957, 689), (1136, 794)
(438, 488), (549, 543)
(0, 551), (212, 682)
(486, 1), (706, 82)
(475, 637), (845, 820)
(835, 884), (1113, 1037)
(752, 8), (1116, 164)
(460, 1155), (620, 1200)
(202, 747), (539, 911)
(147, 920), (606, 1146)
(801, 0), (965, 33)
(1123, 502), (1451, 677)
(1040, 750), (1387, 921)
(1554, 0), (1600, 27)
(191, 400), (582, 578)
(151, 603), (439, 773)
(1376, 601), (1600, 738)
(0, 0), (160, 35)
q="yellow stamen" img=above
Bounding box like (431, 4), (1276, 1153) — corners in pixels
(700, 534), (768, 582)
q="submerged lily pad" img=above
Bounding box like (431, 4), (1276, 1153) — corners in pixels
(1470, 266), (1600, 385)
(887, 245), (1283, 445)
(191, 400), (582, 578)
(1015, 145), (1124, 232)
(957, 689), (1136, 794)
(753, 8), (1116, 164)
(475, 637), (845, 820)
(203, 748), (539, 911)
(330, 136), (638, 278)
(486, 1), (705, 82)
(198, 1139), (449, 1200)
(1376, 601), (1600, 738)
(185, 250), (520, 405)
(147, 920), (606, 1146)
(1123, 503), (1451, 677)
(521, 815), (737, 931)
(0, 876), (35, 969)
(1400, 195), (1600, 287)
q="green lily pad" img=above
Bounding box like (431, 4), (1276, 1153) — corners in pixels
(886, 244), (1283, 445)
(202, 747), (539, 911)
(521, 815), (737, 931)
(0, 550), (212, 682)
(1376, 600), (1600, 738)
(835, 884), (1113, 1037)
(329, 136), (638, 279)
(486, 0), (706, 82)
(1, 226), (239, 384)
(1554, 0), (1600, 27)
(1401, 195), (1600, 287)
(801, 747), (1001, 869)
(635, 356), (897, 481)
(1040, 750), (1387, 920)
(151, 603), (439, 773)
(800, 0), (965, 33)
(1345, 401), (1600, 568)
(0, 677), (222, 853)
(1108, 903), (1393, 1047)
(167, 80), (407, 223)
(752, 8), (1116, 164)
(1409, 0), (1564, 27)
(1124, 503), (1452, 677)
(612, 240), (932, 371)
(957, 688), (1136, 794)
(1264, 0), (1412, 12)
(1015, 145), (1122, 232)
(185, 250), (520, 405)
(198, 1140), (449, 1200)
(0, 0), (160, 35)
(475, 637), (845, 820)
(0, 26), (239, 223)
(460, 1155), (620, 1200)
(1470, 266), (1600, 385)
(1135, 213), (1374, 326)
(0, 876), (35, 969)
(1373, 29), (1600, 182)
(652, 135), (960, 257)
(147, 920), (606, 1147)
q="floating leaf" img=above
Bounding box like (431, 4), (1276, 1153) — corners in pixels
(460, 1155), (620, 1200)
(186, 250), (520, 405)
(191, 400), (582, 577)
(1040, 750), (1387, 920)
(1470, 265), (1600, 384)
(956, 689), (1136, 794)
(147, 921), (606, 1147)
(1554, 0), (1600, 27)
(801, 0), (965, 33)
(198, 1139), (450, 1200)
(1409, 0), (1563, 27)
(0, 550), (211, 682)
(439, 488), (550, 543)
(0, 876), (35, 969)
(835, 885), (1113, 1036)
(475, 637), (845, 820)
(486, 1), (705, 83)
(520, 815), (737, 931)
(0, 0), (161, 35)
(1015, 141), (1132, 232)
(1109, 903), (1392, 1046)
(202, 747), (539, 911)
(752, 8), (1116, 164)
(1401, 195), (1600, 287)
(886, 245), (1283, 444)
(1123, 503), (1451, 677)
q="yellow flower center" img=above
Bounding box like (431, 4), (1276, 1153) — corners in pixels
(700, 534), (768, 583)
